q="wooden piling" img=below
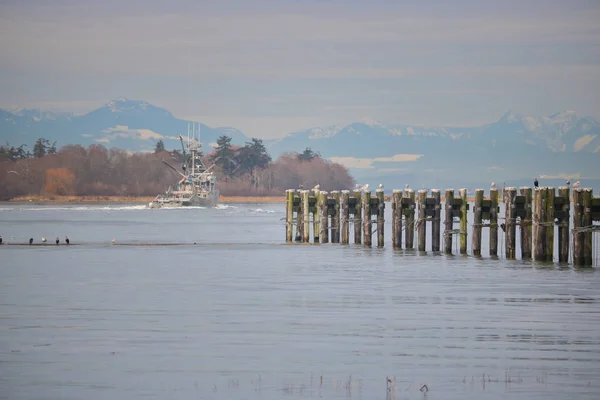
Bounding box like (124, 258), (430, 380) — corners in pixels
(472, 189), (484, 256)
(312, 190), (320, 243)
(519, 187), (532, 259)
(545, 187), (555, 262)
(505, 187), (517, 259)
(330, 191), (340, 244)
(392, 190), (402, 248)
(417, 190), (427, 251)
(285, 189), (294, 243)
(341, 190), (350, 244)
(459, 188), (468, 254)
(557, 186), (570, 263)
(405, 189), (415, 249)
(363, 190), (372, 247)
(353, 190), (362, 244)
(489, 188), (499, 256)
(431, 189), (441, 251)
(583, 189), (593, 266)
(376, 189), (385, 248)
(319, 191), (329, 244)
(533, 187), (546, 261)
(572, 188), (584, 266)
(444, 189), (454, 254)
(296, 190), (304, 242)
(302, 190), (310, 243)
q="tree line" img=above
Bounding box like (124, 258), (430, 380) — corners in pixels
(0, 136), (355, 200)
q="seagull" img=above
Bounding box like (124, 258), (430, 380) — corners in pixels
(55, 237), (59, 245)
(112, 238), (116, 244)
(534, 178), (539, 188)
(565, 179), (570, 186)
(360, 184), (369, 191)
(355, 183), (361, 190)
(298, 184), (304, 189)
(65, 236), (70, 245)
(41, 237), (47, 244)
(573, 181), (581, 188)
(378, 183), (384, 189)
(405, 184), (410, 189)
(29, 238), (33, 245)
(491, 182), (496, 189)
(313, 184), (320, 191)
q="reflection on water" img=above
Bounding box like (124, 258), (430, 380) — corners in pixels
(1, 203), (599, 400)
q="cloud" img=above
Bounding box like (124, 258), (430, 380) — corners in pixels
(330, 154), (423, 169)
(97, 125), (164, 142)
(573, 134), (597, 151)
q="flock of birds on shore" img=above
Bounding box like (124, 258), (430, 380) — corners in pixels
(0, 236), (119, 245)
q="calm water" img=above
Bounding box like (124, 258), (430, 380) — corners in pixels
(1, 202), (600, 400)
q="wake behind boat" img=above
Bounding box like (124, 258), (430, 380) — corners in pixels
(148, 123), (219, 209)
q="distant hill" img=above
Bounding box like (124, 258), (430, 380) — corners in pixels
(1, 98), (598, 191)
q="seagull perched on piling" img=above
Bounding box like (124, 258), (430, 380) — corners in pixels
(355, 183), (361, 190)
(566, 179), (570, 186)
(378, 183), (384, 189)
(573, 181), (581, 188)
(405, 184), (410, 189)
(491, 182), (496, 189)
(360, 184), (369, 191)
(534, 178), (539, 188)
(313, 184), (320, 191)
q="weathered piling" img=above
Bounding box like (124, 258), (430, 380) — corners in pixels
(459, 188), (468, 254)
(417, 190), (427, 251)
(363, 190), (372, 247)
(505, 187), (517, 259)
(519, 187), (533, 259)
(302, 190), (310, 242)
(285, 189), (294, 243)
(311, 190), (320, 243)
(341, 190), (350, 244)
(392, 190), (402, 248)
(330, 191), (340, 243)
(431, 189), (441, 251)
(533, 187), (547, 261)
(545, 187), (555, 262)
(352, 190), (362, 244)
(296, 190), (304, 242)
(489, 188), (499, 256)
(376, 189), (385, 247)
(573, 188), (584, 266)
(557, 186), (570, 263)
(583, 189), (593, 266)
(472, 189), (484, 256)
(444, 189), (454, 254)
(404, 189), (415, 249)
(319, 191), (329, 244)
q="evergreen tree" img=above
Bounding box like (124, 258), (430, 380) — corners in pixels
(48, 141), (57, 155)
(297, 147), (320, 161)
(33, 138), (49, 158)
(154, 139), (165, 153)
(209, 135), (237, 177)
(235, 138), (271, 175)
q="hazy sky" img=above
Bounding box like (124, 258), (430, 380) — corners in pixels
(1, 0), (599, 139)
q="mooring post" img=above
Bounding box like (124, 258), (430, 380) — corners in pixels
(353, 190), (362, 244)
(519, 187), (533, 259)
(376, 189), (385, 248)
(583, 189), (593, 266)
(572, 188), (584, 266)
(557, 186), (570, 263)
(302, 190), (310, 243)
(417, 190), (427, 251)
(472, 189), (484, 256)
(505, 187), (517, 259)
(296, 190), (304, 242)
(405, 189), (416, 249)
(489, 188), (499, 256)
(431, 189), (441, 251)
(392, 190), (402, 248)
(444, 189), (454, 254)
(545, 187), (555, 262)
(285, 189), (294, 243)
(312, 190), (320, 243)
(533, 187), (546, 261)
(459, 188), (468, 254)
(340, 190), (350, 244)
(319, 191), (329, 244)
(330, 191), (340, 243)
(363, 190), (372, 247)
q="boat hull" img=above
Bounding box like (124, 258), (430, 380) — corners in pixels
(148, 191), (219, 209)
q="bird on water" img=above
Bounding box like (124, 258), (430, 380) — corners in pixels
(56, 237), (60, 245)
(0, 235), (2, 245)
(29, 238), (33, 245)
(534, 178), (539, 188)
(41, 237), (47, 244)
(65, 236), (70, 245)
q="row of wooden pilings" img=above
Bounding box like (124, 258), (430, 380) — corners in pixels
(285, 187), (599, 266)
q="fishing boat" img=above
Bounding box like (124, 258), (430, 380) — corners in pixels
(148, 123), (219, 208)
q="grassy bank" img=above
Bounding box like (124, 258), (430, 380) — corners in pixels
(6, 194), (286, 204)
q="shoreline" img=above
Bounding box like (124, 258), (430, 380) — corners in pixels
(5, 195), (287, 204)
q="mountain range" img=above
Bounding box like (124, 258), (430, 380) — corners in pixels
(1, 97), (598, 191)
